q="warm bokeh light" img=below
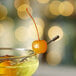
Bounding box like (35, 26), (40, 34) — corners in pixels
(0, 24), (5, 37)
(32, 17), (45, 28)
(22, 17), (45, 39)
(15, 26), (29, 42)
(14, 0), (29, 9)
(28, 24), (44, 39)
(48, 26), (63, 41)
(3, 17), (15, 27)
(0, 20), (14, 47)
(59, 1), (74, 16)
(15, 17), (44, 41)
(0, 4), (8, 20)
(0, 18), (14, 55)
(37, 0), (49, 4)
(46, 50), (62, 66)
(17, 4), (32, 20)
(74, 1), (76, 15)
(24, 17), (45, 39)
(49, 1), (61, 16)
(44, 5), (57, 19)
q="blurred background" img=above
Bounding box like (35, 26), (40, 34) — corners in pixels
(0, 0), (76, 76)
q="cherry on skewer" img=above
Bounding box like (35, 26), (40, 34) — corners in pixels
(26, 8), (59, 54)
(47, 35), (59, 45)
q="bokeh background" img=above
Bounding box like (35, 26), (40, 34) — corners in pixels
(0, 0), (76, 76)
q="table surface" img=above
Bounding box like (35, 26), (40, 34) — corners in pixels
(33, 63), (76, 76)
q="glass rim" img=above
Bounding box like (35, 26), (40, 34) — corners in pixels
(0, 48), (31, 51)
(0, 48), (36, 60)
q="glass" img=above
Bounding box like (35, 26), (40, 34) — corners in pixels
(0, 48), (39, 76)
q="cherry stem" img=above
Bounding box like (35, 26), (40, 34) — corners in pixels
(26, 8), (40, 40)
(47, 35), (59, 45)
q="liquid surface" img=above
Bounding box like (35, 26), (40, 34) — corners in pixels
(0, 56), (39, 76)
